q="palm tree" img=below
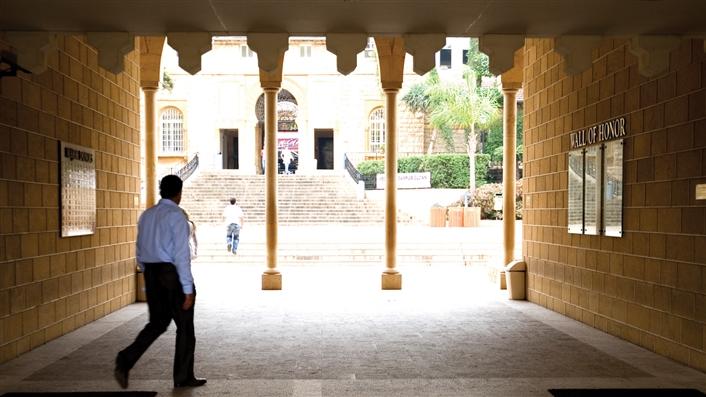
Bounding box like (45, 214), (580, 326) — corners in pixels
(403, 69), (499, 195)
(429, 70), (497, 194)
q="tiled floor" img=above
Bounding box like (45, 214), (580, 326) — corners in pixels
(1, 262), (705, 396)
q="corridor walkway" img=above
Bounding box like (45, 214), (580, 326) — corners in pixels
(1, 260), (705, 396)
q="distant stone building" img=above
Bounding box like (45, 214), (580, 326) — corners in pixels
(153, 37), (472, 176)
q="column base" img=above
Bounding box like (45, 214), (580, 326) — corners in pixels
(262, 272), (282, 290)
(381, 272), (402, 290)
(499, 271), (507, 290)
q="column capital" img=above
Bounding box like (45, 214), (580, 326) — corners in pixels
(139, 35), (166, 88)
(248, 33), (288, 89)
(374, 36), (406, 91)
(500, 47), (524, 91)
(141, 85), (159, 92)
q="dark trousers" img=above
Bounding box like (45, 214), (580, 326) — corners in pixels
(117, 263), (196, 384)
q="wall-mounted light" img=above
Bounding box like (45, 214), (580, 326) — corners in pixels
(0, 50), (31, 78)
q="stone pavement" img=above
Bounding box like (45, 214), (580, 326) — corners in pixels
(0, 225), (705, 396)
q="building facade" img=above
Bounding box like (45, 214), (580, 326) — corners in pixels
(153, 37), (474, 176)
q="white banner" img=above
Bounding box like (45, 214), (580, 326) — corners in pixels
(376, 172), (431, 189)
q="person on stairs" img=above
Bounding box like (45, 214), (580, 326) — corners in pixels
(223, 197), (244, 254)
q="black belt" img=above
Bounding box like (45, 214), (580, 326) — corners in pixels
(143, 262), (176, 271)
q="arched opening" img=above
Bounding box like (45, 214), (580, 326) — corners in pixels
(367, 106), (385, 154)
(160, 107), (184, 154)
(256, 89), (299, 174)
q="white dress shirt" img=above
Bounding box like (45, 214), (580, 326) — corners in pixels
(136, 199), (194, 294)
(223, 204), (243, 226)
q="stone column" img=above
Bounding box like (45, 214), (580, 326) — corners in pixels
(497, 47), (524, 289)
(247, 33), (289, 290)
(383, 88), (400, 288)
(263, 87), (281, 289)
(138, 36), (166, 208)
(143, 86), (158, 207)
(374, 36), (405, 290)
(502, 87), (518, 266)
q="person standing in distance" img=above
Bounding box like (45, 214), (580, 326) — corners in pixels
(224, 197), (244, 254)
(114, 175), (206, 389)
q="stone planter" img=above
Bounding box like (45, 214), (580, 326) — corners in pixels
(463, 207), (481, 227)
(448, 207), (464, 227)
(429, 206), (447, 227)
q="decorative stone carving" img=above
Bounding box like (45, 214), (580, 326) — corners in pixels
(478, 34), (525, 75)
(247, 33), (289, 73)
(403, 34), (446, 75)
(86, 32), (135, 74)
(554, 35), (603, 75)
(325, 33), (368, 75)
(628, 36), (681, 77)
(139, 36), (166, 89)
(374, 36), (406, 90)
(3, 31), (58, 75)
(166, 32), (212, 75)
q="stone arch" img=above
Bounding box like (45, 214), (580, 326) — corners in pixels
(138, 36), (166, 89)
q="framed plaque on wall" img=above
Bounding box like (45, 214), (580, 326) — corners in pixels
(60, 141), (96, 237)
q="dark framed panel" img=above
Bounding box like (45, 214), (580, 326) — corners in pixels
(603, 139), (624, 237)
(568, 149), (584, 234)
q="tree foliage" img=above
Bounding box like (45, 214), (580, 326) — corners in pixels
(401, 38), (501, 193)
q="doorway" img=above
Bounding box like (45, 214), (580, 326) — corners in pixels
(221, 129), (239, 169)
(315, 129), (334, 170)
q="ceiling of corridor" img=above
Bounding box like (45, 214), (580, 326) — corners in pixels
(2, 0), (706, 36)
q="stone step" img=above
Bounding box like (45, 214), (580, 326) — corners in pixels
(181, 171), (416, 225)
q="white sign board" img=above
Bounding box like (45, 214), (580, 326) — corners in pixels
(60, 142), (96, 237)
(376, 172), (431, 189)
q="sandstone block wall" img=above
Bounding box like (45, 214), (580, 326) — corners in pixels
(523, 38), (706, 371)
(0, 35), (141, 363)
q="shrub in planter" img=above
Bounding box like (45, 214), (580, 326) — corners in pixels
(419, 154), (469, 188)
(471, 183), (502, 219)
(469, 179), (524, 219)
(357, 160), (384, 189)
(358, 159), (384, 176)
(398, 155), (425, 173)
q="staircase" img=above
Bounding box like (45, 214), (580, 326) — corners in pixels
(192, 224), (499, 268)
(181, 171), (412, 225)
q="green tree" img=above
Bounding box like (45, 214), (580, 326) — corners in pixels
(426, 69), (498, 194)
(401, 39), (500, 194)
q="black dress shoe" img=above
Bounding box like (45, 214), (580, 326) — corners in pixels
(174, 378), (207, 388)
(114, 365), (129, 389)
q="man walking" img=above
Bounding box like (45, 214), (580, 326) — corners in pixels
(224, 197), (244, 254)
(114, 175), (206, 389)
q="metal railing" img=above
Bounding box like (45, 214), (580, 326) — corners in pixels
(166, 153), (200, 182)
(343, 153), (363, 182)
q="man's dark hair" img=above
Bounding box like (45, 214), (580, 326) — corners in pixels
(159, 175), (183, 199)
(230, 198), (236, 205)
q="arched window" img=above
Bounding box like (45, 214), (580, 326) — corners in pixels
(160, 107), (184, 153)
(368, 107), (385, 153)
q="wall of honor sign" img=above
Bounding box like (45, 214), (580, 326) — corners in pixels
(567, 116), (626, 237)
(60, 141), (96, 237)
(570, 116), (626, 149)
